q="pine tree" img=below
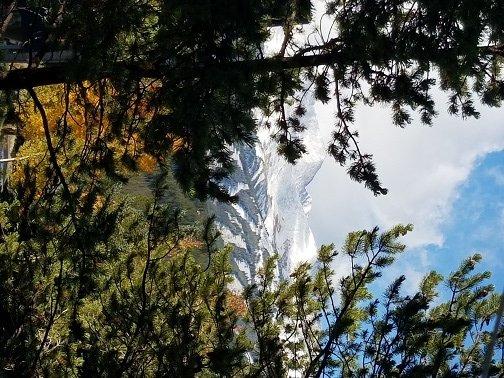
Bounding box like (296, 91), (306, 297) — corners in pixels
(1, 3), (503, 377)
(0, 163), (502, 375)
(1, 0), (503, 198)
(243, 226), (504, 377)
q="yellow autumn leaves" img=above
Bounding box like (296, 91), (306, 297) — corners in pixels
(11, 83), (159, 190)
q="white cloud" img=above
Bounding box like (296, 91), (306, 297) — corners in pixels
(269, 1), (504, 284)
(303, 0), (504, 257)
(308, 92), (504, 252)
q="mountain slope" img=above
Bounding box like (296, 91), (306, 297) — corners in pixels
(208, 94), (324, 286)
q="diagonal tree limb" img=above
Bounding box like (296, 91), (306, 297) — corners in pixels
(26, 87), (75, 214)
(0, 1), (17, 36)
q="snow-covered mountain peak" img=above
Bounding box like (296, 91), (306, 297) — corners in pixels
(208, 93), (324, 287)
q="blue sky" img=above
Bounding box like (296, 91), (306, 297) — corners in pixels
(264, 0), (504, 291)
(300, 1), (504, 291)
(416, 151), (504, 291)
(368, 150), (504, 296)
(308, 149), (504, 302)
(308, 92), (504, 293)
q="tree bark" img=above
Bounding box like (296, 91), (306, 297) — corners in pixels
(0, 53), (339, 89)
(0, 45), (502, 90)
(0, 1), (17, 35)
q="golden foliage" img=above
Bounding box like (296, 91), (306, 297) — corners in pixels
(177, 237), (204, 250)
(227, 292), (248, 317)
(10, 82), (161, 190)
(137, 153), (157, 174)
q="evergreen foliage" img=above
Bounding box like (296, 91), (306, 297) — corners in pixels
(1, 0), (503, 198)
(1, 185), (503, 376)
(1, 2), (503, 377)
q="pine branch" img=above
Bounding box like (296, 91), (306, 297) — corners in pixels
(1, 44), (502, 90)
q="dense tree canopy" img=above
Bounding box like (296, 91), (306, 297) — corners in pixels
(1, 1), (504, 377)
(1, 0), (504, 198)
(1, 179), (503, 376)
